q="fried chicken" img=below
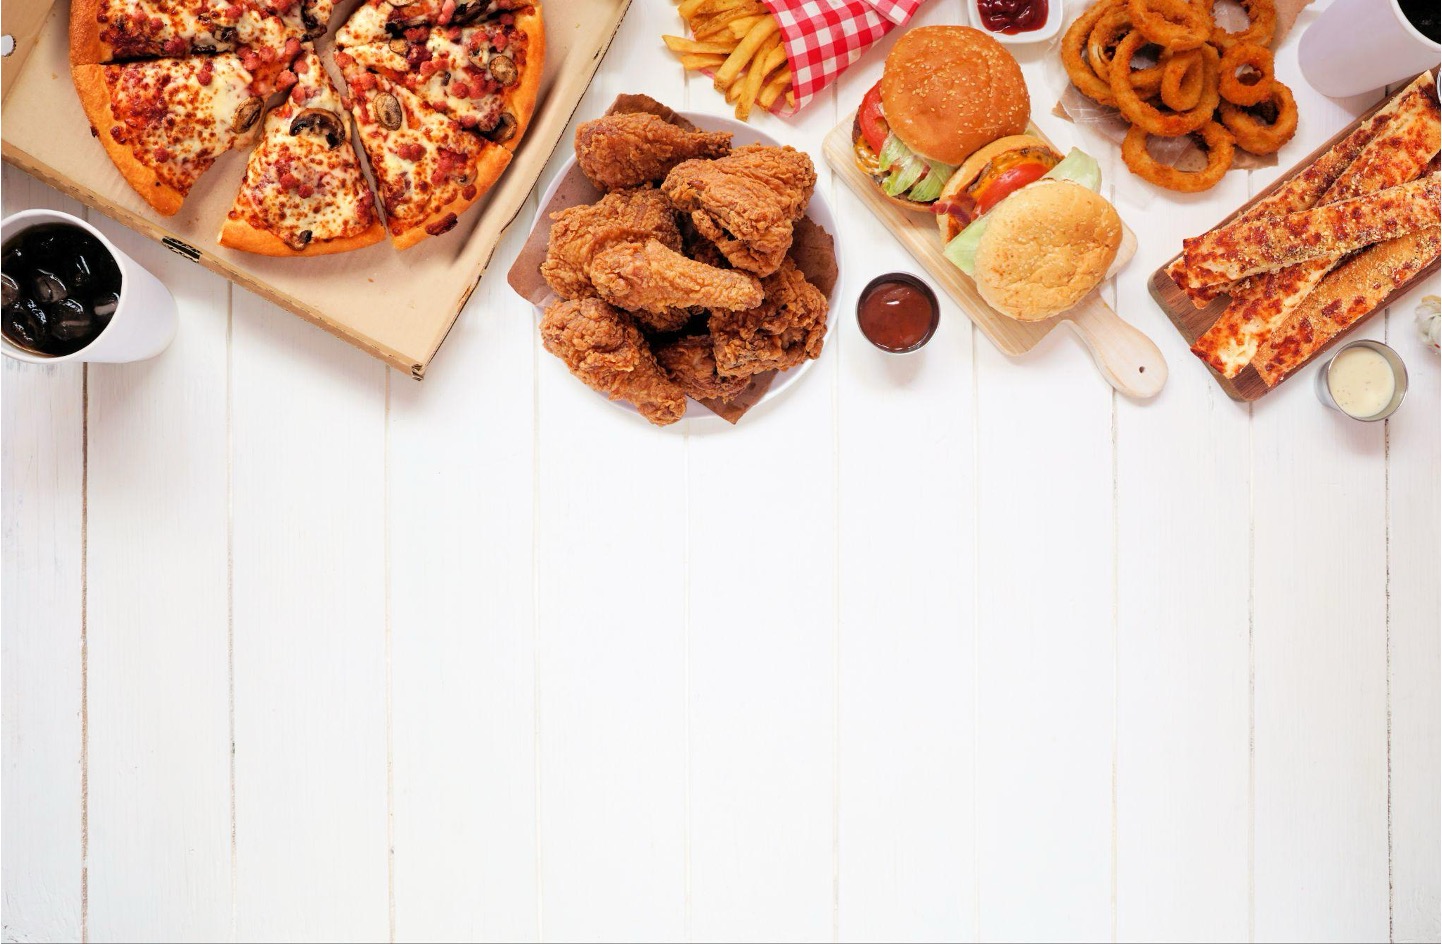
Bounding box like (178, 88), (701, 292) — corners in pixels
(540, 297), (688, 426)
(590, 239), (764, 319)
(576, 113), (733, 191)
(654, 334), (752, 403)
(541, 188), (682, 301)
(662, 144), (818, 277)
(710, 257), (829, 378)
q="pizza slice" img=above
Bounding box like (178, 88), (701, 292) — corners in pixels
(70, 0), (302, 62)
(72, 54), (268, 216)
(336, 57), (511, 249)
(336, 0), (534, 47)
(220, 49), (386, 255)
(337, 9), (543, 148)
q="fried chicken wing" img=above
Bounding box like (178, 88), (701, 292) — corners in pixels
(590, 239), (764, 318)
(576, 113), (733, 191)
(655, 334), (752, 403)
(540, 297), (688, 426)
(710, 257), (829, 378)
(662, 144), (818, 277)
(541, 188), (681, 301)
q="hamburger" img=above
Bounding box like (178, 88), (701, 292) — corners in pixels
(944, 172), (1123, 321)
(852, 26), (1029, 212)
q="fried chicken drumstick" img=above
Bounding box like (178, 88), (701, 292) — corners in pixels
(540, 298), (688, 426)
(662, 144), (817, 277)
(590, 240), (764, 318)
(710, 257), (828, 378)
(576, 113), (733, 191)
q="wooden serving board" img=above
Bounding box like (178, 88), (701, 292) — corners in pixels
(1149, 80), (1442, 402)
(823, 120), (1167, 400)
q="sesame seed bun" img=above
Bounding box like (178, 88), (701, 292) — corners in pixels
(973, 181), (1122, 321)
(879, 26), (1030, 167)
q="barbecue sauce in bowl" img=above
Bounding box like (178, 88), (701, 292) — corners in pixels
(857, 274), (939, 353)
(978, 0), (1049, 35)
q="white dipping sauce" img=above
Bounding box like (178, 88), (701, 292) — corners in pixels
(1327, 346), (1395, 418)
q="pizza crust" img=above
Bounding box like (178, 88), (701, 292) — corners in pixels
(68, 0), (108, 65)
(71, 64), (187, 216)
(389, 142), (512, 250)
(501, 7), (546, 151)
(218, 213), (388, 256)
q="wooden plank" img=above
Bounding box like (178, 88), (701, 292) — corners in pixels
(531, 5), (687, 939)
(0, 165), (86, 943)
(682, 65), (841, 944)
(83, 214), (232, 941)
(970, 90), (1117, 940)
(822, 8), (977, 937)
(386, 211), (541, 943)
(1250, 71), (1392, 943)
(1112, 155), (1253, 942)
(1384, 278), (1441, 944)
(229, 288), (389, 942)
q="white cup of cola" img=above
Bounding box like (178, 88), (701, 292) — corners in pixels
(1, 209), (177, 364)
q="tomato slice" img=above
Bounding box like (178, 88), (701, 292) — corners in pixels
(973, 162), (1051, 216)
(857, 82), (889, 155)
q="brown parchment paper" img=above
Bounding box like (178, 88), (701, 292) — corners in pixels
(507, 94), (838, 425)
(1050, 0), (1316, 201)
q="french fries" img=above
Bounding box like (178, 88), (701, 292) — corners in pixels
(665, 0), (794, 122)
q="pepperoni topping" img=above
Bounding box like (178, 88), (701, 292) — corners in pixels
(405, 26), (428, 42)
(439, 0), (457, 25)
(293, 56), (310, 75)
(162, 37), (188, 56)
(153, 146), (170, 162)
(297, 183), (315, 199)
(283, 38), (302, 60)
(398, 142), (426, 162)
(279, 172), (300, 191)
(197, 64), (215, 86)
(462, 184), (477, 200)
(276, 70), (298, 90)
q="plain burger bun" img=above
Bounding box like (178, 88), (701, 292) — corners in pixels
(973, 181), (1122, 322)
(880, 26), (1030, 167)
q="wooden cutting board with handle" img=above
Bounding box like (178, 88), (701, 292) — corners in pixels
(823, 121), (1167, 400)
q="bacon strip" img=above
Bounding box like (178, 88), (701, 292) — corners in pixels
(1166, 72), (1439, 308)
(1178, 175), (1440, 286)
(1251, 228), (1442, 386)
(1191, 83), (1441, 378)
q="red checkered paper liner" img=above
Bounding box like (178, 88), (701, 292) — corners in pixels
(763, 0), (925, 112)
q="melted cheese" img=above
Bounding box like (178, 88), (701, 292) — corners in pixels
(234, 50), (375, 247)
(104, 55), (258, 194)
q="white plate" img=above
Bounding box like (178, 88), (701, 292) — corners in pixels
(530, 112), (841, 426)
(971, 0), (1063, 45)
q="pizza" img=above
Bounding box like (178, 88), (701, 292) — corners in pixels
(219, 48), (386, 255)
(72, 54), (267, 216)
(70, 0), (543, 250)
(335, 1), (542, 146)
(337, 61), (511, 249)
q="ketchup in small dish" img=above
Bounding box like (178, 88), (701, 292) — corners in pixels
(978, 0), (1049, 35)
(857, 274), (940, 354)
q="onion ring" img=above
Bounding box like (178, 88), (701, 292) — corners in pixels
(1090, 6), (1164, 97)
(1211, 0), (1276, 49)
(1161, 48), (1206, 111)
(1111, 32), (1219, 136)
(1219, 81), (1298, 155)
(1218, 42), (1274, 107)
(1123, 120), (1236, 192)
(1063, 0), (1124, 105)
(1127, 0), (1212, 51)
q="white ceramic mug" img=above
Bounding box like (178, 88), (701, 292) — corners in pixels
(1, 209), (177, 364)
(1299, 0), (1441, 98)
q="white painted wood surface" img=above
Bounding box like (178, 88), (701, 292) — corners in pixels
(3, 2), (1438, 941)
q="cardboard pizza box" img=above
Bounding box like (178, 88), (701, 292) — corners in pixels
(1, 0), (632, 378)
